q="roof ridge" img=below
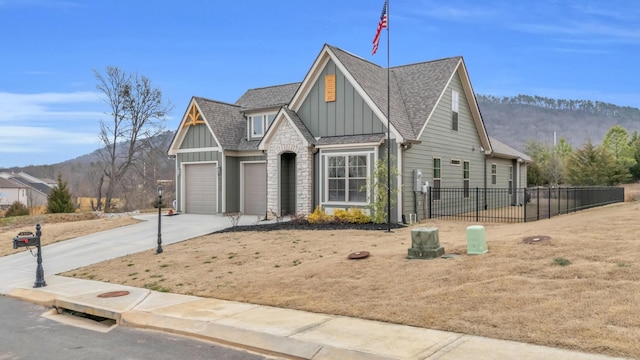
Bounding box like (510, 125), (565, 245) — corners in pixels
(391, 56), (462, 70)
(326, 44), (383, 69)
(194, 96), (241, 108)
(243, 82), (302, 92)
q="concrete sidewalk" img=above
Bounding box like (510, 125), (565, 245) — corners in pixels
(0, 215), (628, 360)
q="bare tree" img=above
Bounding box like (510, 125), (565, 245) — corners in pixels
(26, 189), (46, 215)
(94, 66), (172, 212)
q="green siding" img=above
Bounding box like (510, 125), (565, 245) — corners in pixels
(402, 70), (486, 219)
(299, 59), (384, 137)
(180, 124), (218, 149)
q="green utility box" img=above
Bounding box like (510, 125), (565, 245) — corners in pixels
(466, 225), (488, 255)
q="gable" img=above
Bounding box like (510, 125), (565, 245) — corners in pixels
(297, 59), (385, 138)
(180, 122), (218, 149)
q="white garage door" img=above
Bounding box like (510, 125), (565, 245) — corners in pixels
(184, 163), (217, 214)
(243, 163), (266, 216)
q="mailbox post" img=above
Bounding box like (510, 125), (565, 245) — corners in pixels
(12, 224), (46, 288)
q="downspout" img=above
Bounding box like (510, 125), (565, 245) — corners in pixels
(483, 148), (489, 210)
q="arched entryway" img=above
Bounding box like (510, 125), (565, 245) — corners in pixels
(280, 152), (296, 215)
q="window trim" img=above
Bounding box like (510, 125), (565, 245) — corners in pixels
(323, 151), (371, 205)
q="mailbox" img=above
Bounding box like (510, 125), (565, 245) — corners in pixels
(13, 231), (39, 249)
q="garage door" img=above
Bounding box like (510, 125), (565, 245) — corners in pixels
(243, 163), (266, 215)
(184, 163), (217, 214)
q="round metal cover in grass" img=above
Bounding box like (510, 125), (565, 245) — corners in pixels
(522, 235), (551, 244)
(348, 251), (370, 259)
(97, 291), (130, 298)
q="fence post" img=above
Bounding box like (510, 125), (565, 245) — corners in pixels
(536, 188), (540, 220)
(476, 187), (479, 222)
(548, 187), (551, 219)
(523, 188), (527, 223)
(428, 186), (432, 219)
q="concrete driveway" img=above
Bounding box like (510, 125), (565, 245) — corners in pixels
(0, 213), (257, 294)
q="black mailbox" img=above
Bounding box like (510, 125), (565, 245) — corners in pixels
(13, 231), (39, 249)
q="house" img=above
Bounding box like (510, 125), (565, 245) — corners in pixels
(168, 44), (529, 221)
(0, 172), (52, 209)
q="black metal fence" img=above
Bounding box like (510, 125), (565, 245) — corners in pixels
(426, 186), (625, 223)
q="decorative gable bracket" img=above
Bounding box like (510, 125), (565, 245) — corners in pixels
(183, 104), (206, 127)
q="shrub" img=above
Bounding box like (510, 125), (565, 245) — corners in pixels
(308, 206), (332, 224)
(333, 208), (371, 224)
(346, 208), (371, 224)
(5, 201), (29, 217)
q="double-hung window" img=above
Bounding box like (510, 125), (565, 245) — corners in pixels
(463, 161), (470, 199)
(451, 90), (459, 131)
(508, 165), (513, 194)
(491, 164), (497, 185)
(249, 113), (277, 138)
(433, 158), (441, 201)
(327, 154), (367, 203)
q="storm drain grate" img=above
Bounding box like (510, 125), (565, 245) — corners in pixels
(522, 235), (552, 244)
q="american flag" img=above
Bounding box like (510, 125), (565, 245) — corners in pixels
(372, 0), (388, 55)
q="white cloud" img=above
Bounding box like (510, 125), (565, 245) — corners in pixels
(0, 91), (103, 122)
(0, 126), (99, 149)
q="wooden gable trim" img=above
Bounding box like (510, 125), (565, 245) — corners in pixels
(182, 103), (206, 128)
(289, 45), (404, 143)
(168, 98), (221, 156)
(416, 59), (492, 154)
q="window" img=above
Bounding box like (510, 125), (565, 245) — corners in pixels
(433, 158), (441, 201)
(327, 154), (367, 203)
(463, 161), (470, 199)
(248, 113), (277, 138)
(491, 164), (497, 185)
(508, 165), (513, 194)
(451, 90), (459, 131)
(450, 159), (461, 166)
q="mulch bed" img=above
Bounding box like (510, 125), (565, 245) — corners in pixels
(212, 220), (406, 234)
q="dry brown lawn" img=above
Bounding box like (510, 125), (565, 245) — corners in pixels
(58, 197), (640, 359)
(0, 213), (140, 257)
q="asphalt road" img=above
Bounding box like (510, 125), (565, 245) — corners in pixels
(0, 295), (273, 360)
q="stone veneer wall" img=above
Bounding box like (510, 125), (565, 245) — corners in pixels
(266, 118), (313, 217)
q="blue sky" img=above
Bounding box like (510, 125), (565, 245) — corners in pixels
(1, 0), (638, 168)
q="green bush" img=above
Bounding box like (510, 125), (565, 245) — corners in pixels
(5, 201), (29, 217)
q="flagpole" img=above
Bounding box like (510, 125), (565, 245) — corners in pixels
(386, 0), (391, 232)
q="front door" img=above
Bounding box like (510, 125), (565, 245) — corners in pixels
(280, 153), (296, 216)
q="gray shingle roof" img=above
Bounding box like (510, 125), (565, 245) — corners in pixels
(489, 137), (532, 162)
(314, 133), (386, 146)
(327, 45), (415, 141)
(282, 107), (315, 145)
(194, 97), (249, 150)
(235, 83), (301, 110)
(392, 57), (462, 138)
(0, 177), (23, 188)
(327, 45), (463, 142)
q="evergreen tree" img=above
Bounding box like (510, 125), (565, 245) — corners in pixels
(47, 175), (77, 213)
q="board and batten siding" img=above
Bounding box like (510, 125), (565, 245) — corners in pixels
(179, 123), (219, 149)
(224, 155), (266, 213)
(298, 59), (385, 137)
(402, 70), (486, 219)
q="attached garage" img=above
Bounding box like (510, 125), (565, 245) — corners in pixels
(184, 163), (217, 214)
(242, 162), (266, 215)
